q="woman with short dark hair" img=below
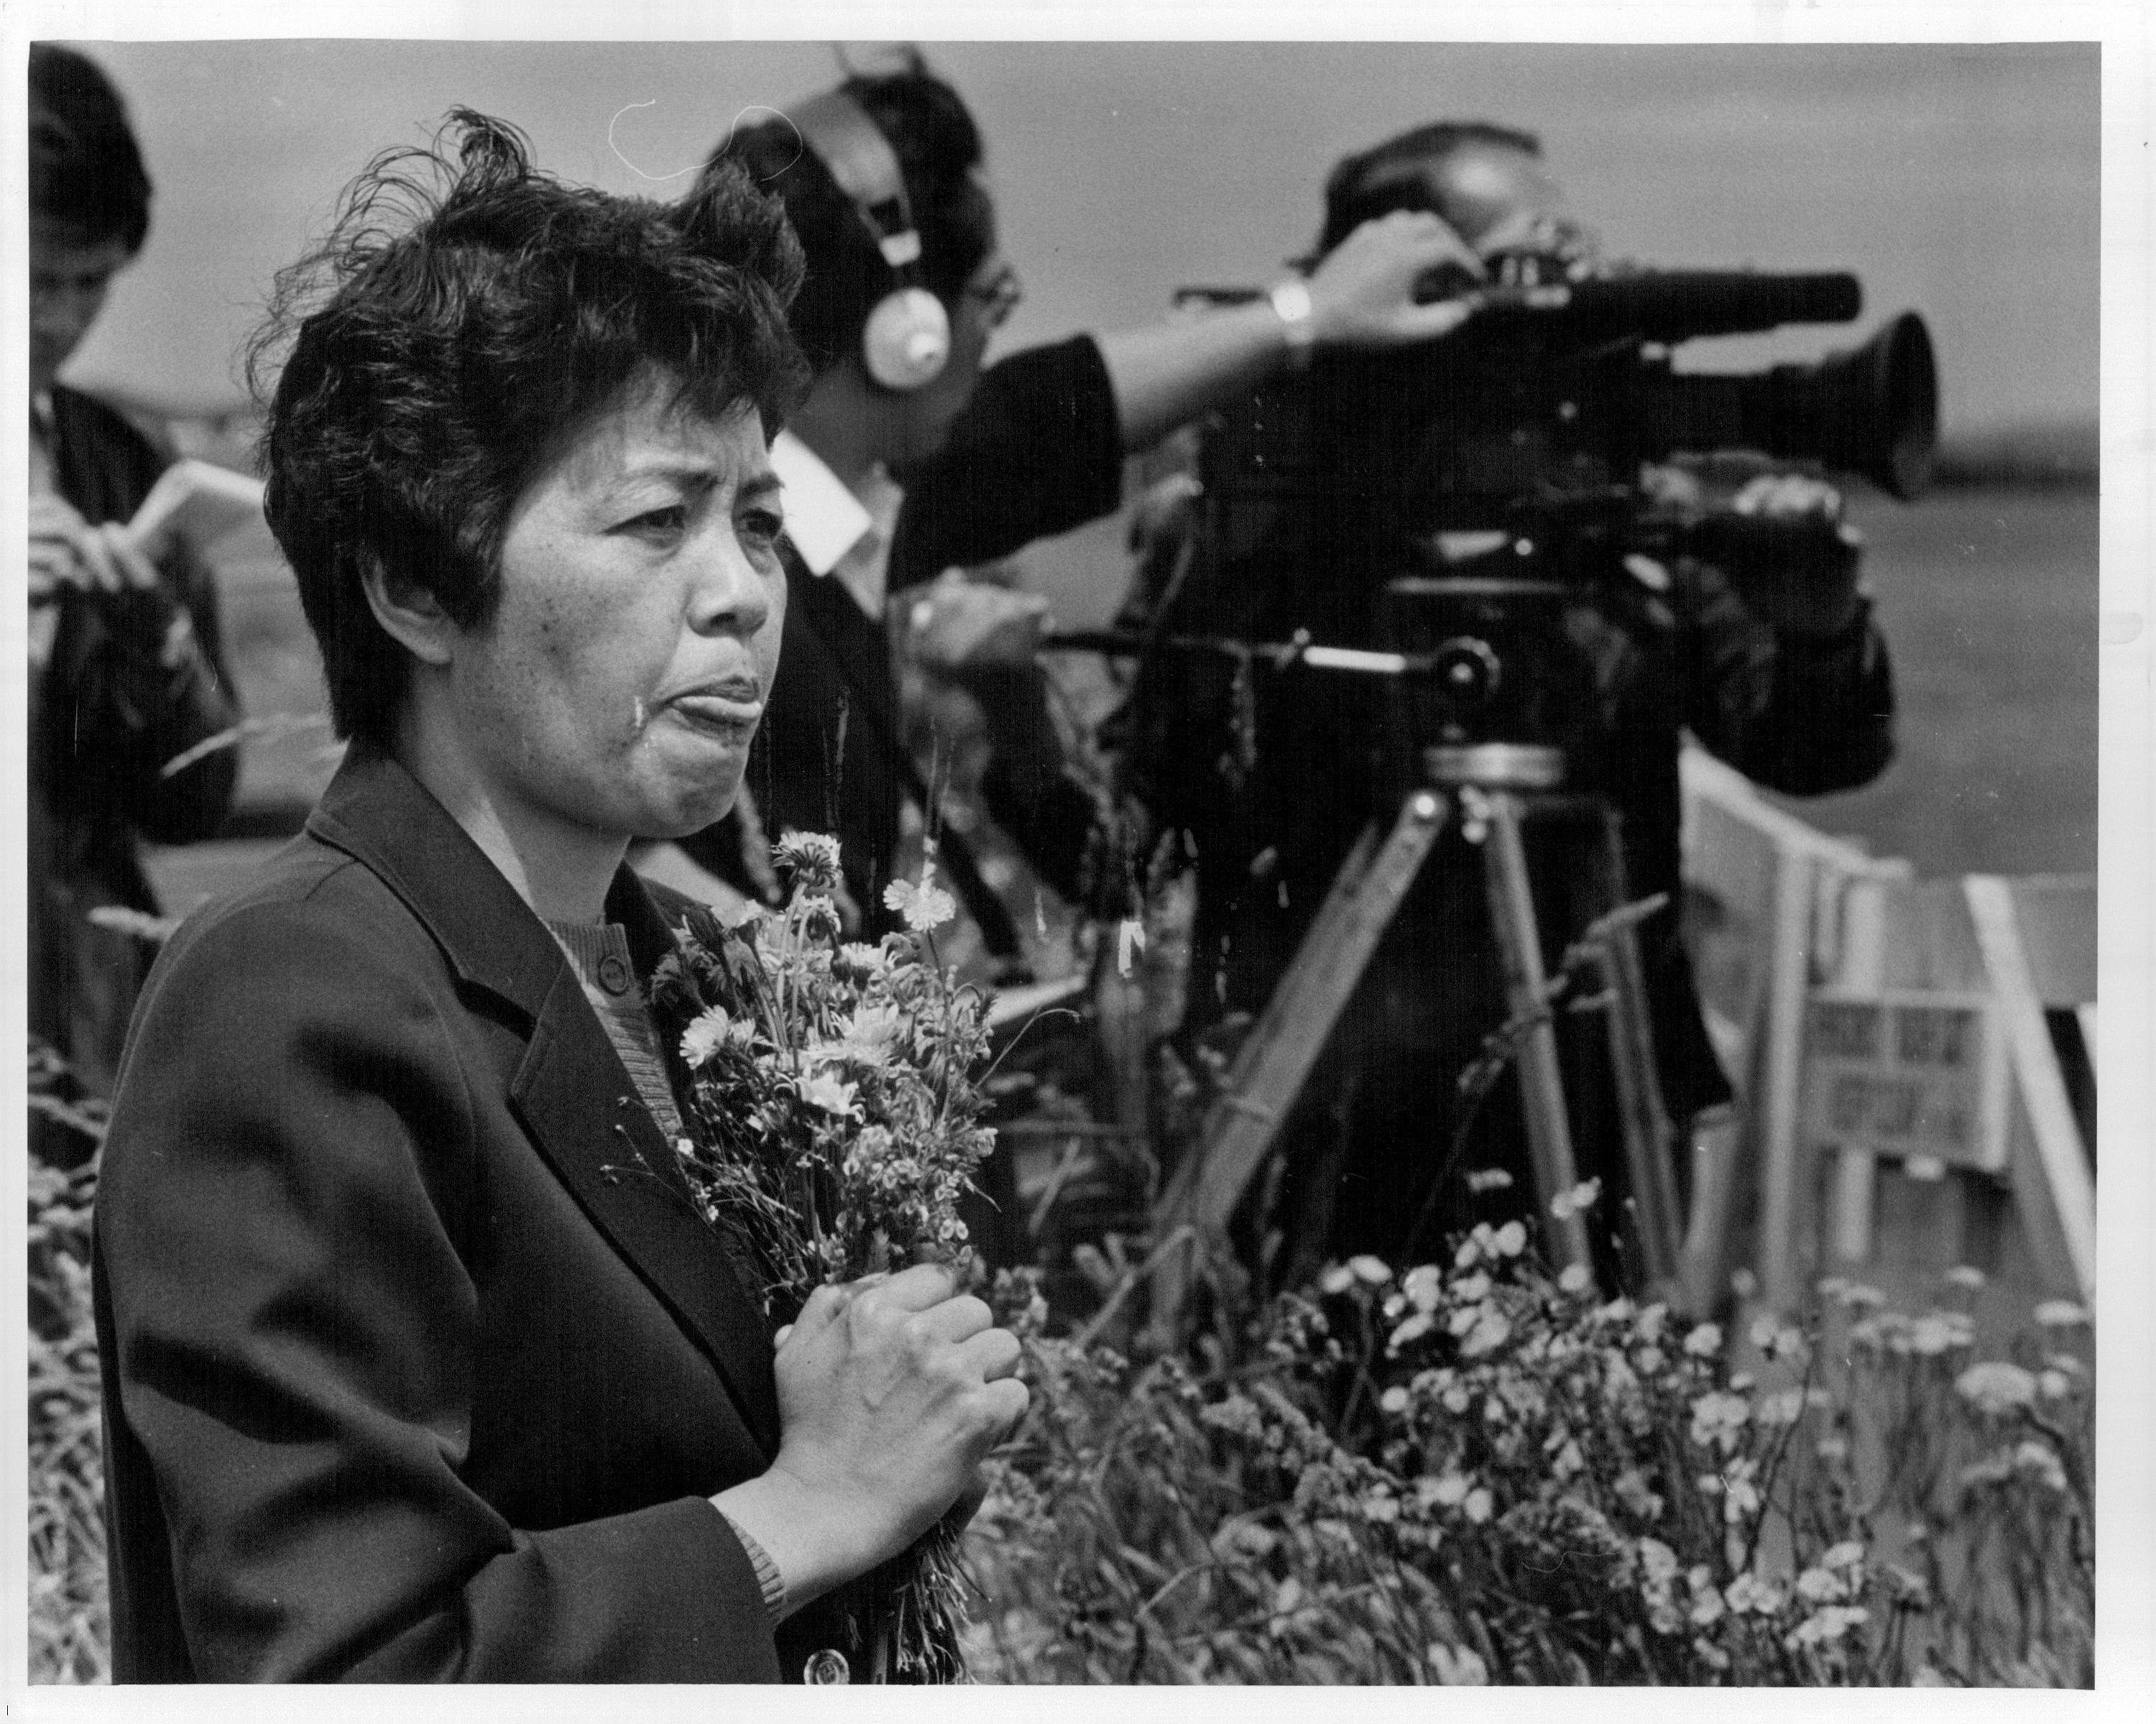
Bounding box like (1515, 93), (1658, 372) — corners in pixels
(93, 111), (1025, 1684)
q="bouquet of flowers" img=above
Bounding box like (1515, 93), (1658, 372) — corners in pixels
(647, 832), (999, 1681)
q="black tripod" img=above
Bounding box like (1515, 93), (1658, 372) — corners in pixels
(1147, 735), (1687, 1325)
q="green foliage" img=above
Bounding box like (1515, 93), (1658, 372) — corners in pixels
(27, 1061), (109, 1685)
(653, 835), (1000, 1681)
(26, 1048), (2093, 1687)
(964, 1216), (2094, 1687)
(653, 833), (997, 1300)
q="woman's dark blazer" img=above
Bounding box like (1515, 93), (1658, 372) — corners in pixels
(92, 745), (844, 1682)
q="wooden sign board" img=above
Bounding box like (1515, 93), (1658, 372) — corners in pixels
(1797, 988), (2008, 1173)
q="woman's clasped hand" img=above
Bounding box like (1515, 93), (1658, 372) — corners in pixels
(716, 1264), (1026, 1612)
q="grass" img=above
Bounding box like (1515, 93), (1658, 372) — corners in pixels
(29, 1033), (2096, 1687)
(27, 1090), (111, 1685)
(960, 1241), (2095, 1687)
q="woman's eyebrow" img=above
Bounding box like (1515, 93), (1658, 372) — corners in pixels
(609, 460), (716, 491)
(609, 454), (783, 494)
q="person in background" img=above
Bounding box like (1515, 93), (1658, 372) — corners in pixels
(1117, 121), (1897, 1287)
(27, 44), (239, 1165)
(680, 65), (1483, 941)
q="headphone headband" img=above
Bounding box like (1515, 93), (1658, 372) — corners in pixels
(787, 88), (951, 392)
(790, 91), (925, 277)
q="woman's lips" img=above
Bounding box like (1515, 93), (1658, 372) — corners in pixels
(668, 684), (764, 732)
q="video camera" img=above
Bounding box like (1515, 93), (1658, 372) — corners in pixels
(1171, 259), (1938, 770)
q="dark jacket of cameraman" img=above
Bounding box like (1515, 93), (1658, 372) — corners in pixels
(1114, 407), (1894, 1277)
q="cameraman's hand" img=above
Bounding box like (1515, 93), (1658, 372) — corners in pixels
(908, 570), (1050, 683)
(1733, 472), (1869, 635)
(1733, 471), (1843, 523)
(1305, 210), (1486, 349)
(710, 1264), (1026, 1615)
(1646, 457), (1843, 523)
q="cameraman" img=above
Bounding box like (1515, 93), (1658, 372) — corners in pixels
(1120, 121), (1896, 1285)
(678, 68), (1480, 934)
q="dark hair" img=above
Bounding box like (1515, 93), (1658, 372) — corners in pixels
(1319, 121), (1543, 255)
(248, 109), (809, 747)
(713, 71), (994, 376)
(28, 43), (153, 252)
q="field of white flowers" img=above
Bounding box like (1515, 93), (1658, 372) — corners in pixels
(30, 1064), (2095, 1686)
(962, 1230), (2094, 1686)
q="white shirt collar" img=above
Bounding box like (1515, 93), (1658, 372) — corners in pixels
(770, 429), (905, 621)
(769, 430), (872, 577)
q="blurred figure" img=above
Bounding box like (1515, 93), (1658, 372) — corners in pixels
(27, 44), (239, 1163)
(1119, 122), (1897, 1286)
(681, 64), (1481, 939)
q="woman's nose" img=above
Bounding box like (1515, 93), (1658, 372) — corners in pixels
(686, 528), (774, 637)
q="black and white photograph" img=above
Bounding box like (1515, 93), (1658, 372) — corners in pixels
(10, 1), (2148, 1702)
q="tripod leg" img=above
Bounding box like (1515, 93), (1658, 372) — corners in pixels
(1478, 791), (1594, 1278)
(1153, 792), (1449, 1314)
(1583, 819), (1686, 1292)
(1677, 1102), (1746, 1318)
(1589, 937), (1686, 1291)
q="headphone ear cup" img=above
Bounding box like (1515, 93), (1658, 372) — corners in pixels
(862, 286), (952, 391)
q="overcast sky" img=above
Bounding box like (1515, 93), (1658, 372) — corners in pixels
(57, 38), (2096, 438)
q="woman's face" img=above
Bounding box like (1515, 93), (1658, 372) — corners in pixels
(443, 379), (788, 849)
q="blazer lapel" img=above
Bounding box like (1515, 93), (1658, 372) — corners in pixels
(308, 745), (785, 1456)
(510, 972), (784, 1457)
